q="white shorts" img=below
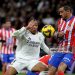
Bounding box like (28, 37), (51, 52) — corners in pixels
(9, 58), (40, 73)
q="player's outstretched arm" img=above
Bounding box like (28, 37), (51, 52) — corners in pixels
(12, 27), (26, 38)
(41, 41), (50, 54)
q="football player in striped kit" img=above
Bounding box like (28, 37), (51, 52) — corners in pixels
(48, 5), (75, 75)
(0, 19), (16, 75)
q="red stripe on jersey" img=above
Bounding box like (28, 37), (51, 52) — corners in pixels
(12, 28), (16, 45)
(63, 17), (74, 52)
(0, 28), (16, 54)
(57, 18), (66, 32)
(64, 17), (74, 47)
(58, 17), (75, 53)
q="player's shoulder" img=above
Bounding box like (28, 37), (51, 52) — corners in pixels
(38, 32), (45, 39)
(38, 32), (44, 36)
(38, 32), (42, 34)
(20, 26), (26, 31)
(0, 28), (4, 32)
(57, 18), (63, 23)
(73, 16), (75, 19)
(11, 27), (16, 30)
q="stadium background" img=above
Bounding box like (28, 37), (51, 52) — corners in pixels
(0, 0), (75, 75)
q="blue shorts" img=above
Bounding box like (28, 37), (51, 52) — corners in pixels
(48, 52), (74, 69)
(1, 54), (15, 63)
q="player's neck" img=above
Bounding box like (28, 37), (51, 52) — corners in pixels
(31, 32), (38, 35)
(67, 13), (73, 19)
(66, 13), (73, 20)
(5, 27), (11, 30)
(31, 30), (38, 35)
(65, 14), (73, 21)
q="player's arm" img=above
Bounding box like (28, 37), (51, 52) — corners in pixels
(40, 33), (50, 54)
(54, 31), (64, 38)
(53, 31), (65, 42)
(12, 27), (27, 38)
(41, 41), (50, 54)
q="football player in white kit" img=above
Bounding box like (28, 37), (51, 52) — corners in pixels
(4, 19), (51, 75)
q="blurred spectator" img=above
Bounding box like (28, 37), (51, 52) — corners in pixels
(42, 14), (56, 25)
(37, 0), (49, 13)
(0, 0), (74, 31)
(0, 0), (75, 74)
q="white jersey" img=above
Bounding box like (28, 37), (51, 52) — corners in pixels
(12, 27), (49, 60)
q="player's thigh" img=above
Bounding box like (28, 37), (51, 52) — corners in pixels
(9, 59), (28, 73)
(48, 52), (65, 68)
(60, 53), (74, 70)
(5, 66), (17, 75)
(28, 59), (48, 71)
(58, 62), (67, 72)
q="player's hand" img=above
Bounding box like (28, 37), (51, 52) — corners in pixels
(26, 25), (31, 30)
(58, 31), (64, 37)
(26, 21), (33, 30)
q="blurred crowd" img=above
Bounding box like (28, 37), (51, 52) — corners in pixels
(0, 0), (75, 74)
(0, 0), (75, 30)
(0, 0), (75, 56)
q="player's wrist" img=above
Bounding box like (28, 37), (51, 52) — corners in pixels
(54, 31), (58, 38)
(26, 26), (31, 30)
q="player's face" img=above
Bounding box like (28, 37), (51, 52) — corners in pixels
(28, 20), (38, 34)
(58, 7), (67, 19)
(5, 21), (11, 29)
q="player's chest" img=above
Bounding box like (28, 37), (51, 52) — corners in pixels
(25, 34), (40, 42)
(24, 34), (41, 47)
(60, 21), (74, 33)
(27, 36), (39, 42)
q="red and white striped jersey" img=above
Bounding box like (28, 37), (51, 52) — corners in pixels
(57, 16), (75, 53)
(0, 27), (16, 54)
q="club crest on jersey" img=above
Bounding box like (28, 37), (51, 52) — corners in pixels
(28, 37), (31, 40)
(66, 25), (71, 31)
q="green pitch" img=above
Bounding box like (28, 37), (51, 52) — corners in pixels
(17, 73), (25, 75)
(0, 71), (2, 75)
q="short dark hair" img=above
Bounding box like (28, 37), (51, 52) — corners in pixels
(28, 17), (39, 25)
(57, 5), (73, 13)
